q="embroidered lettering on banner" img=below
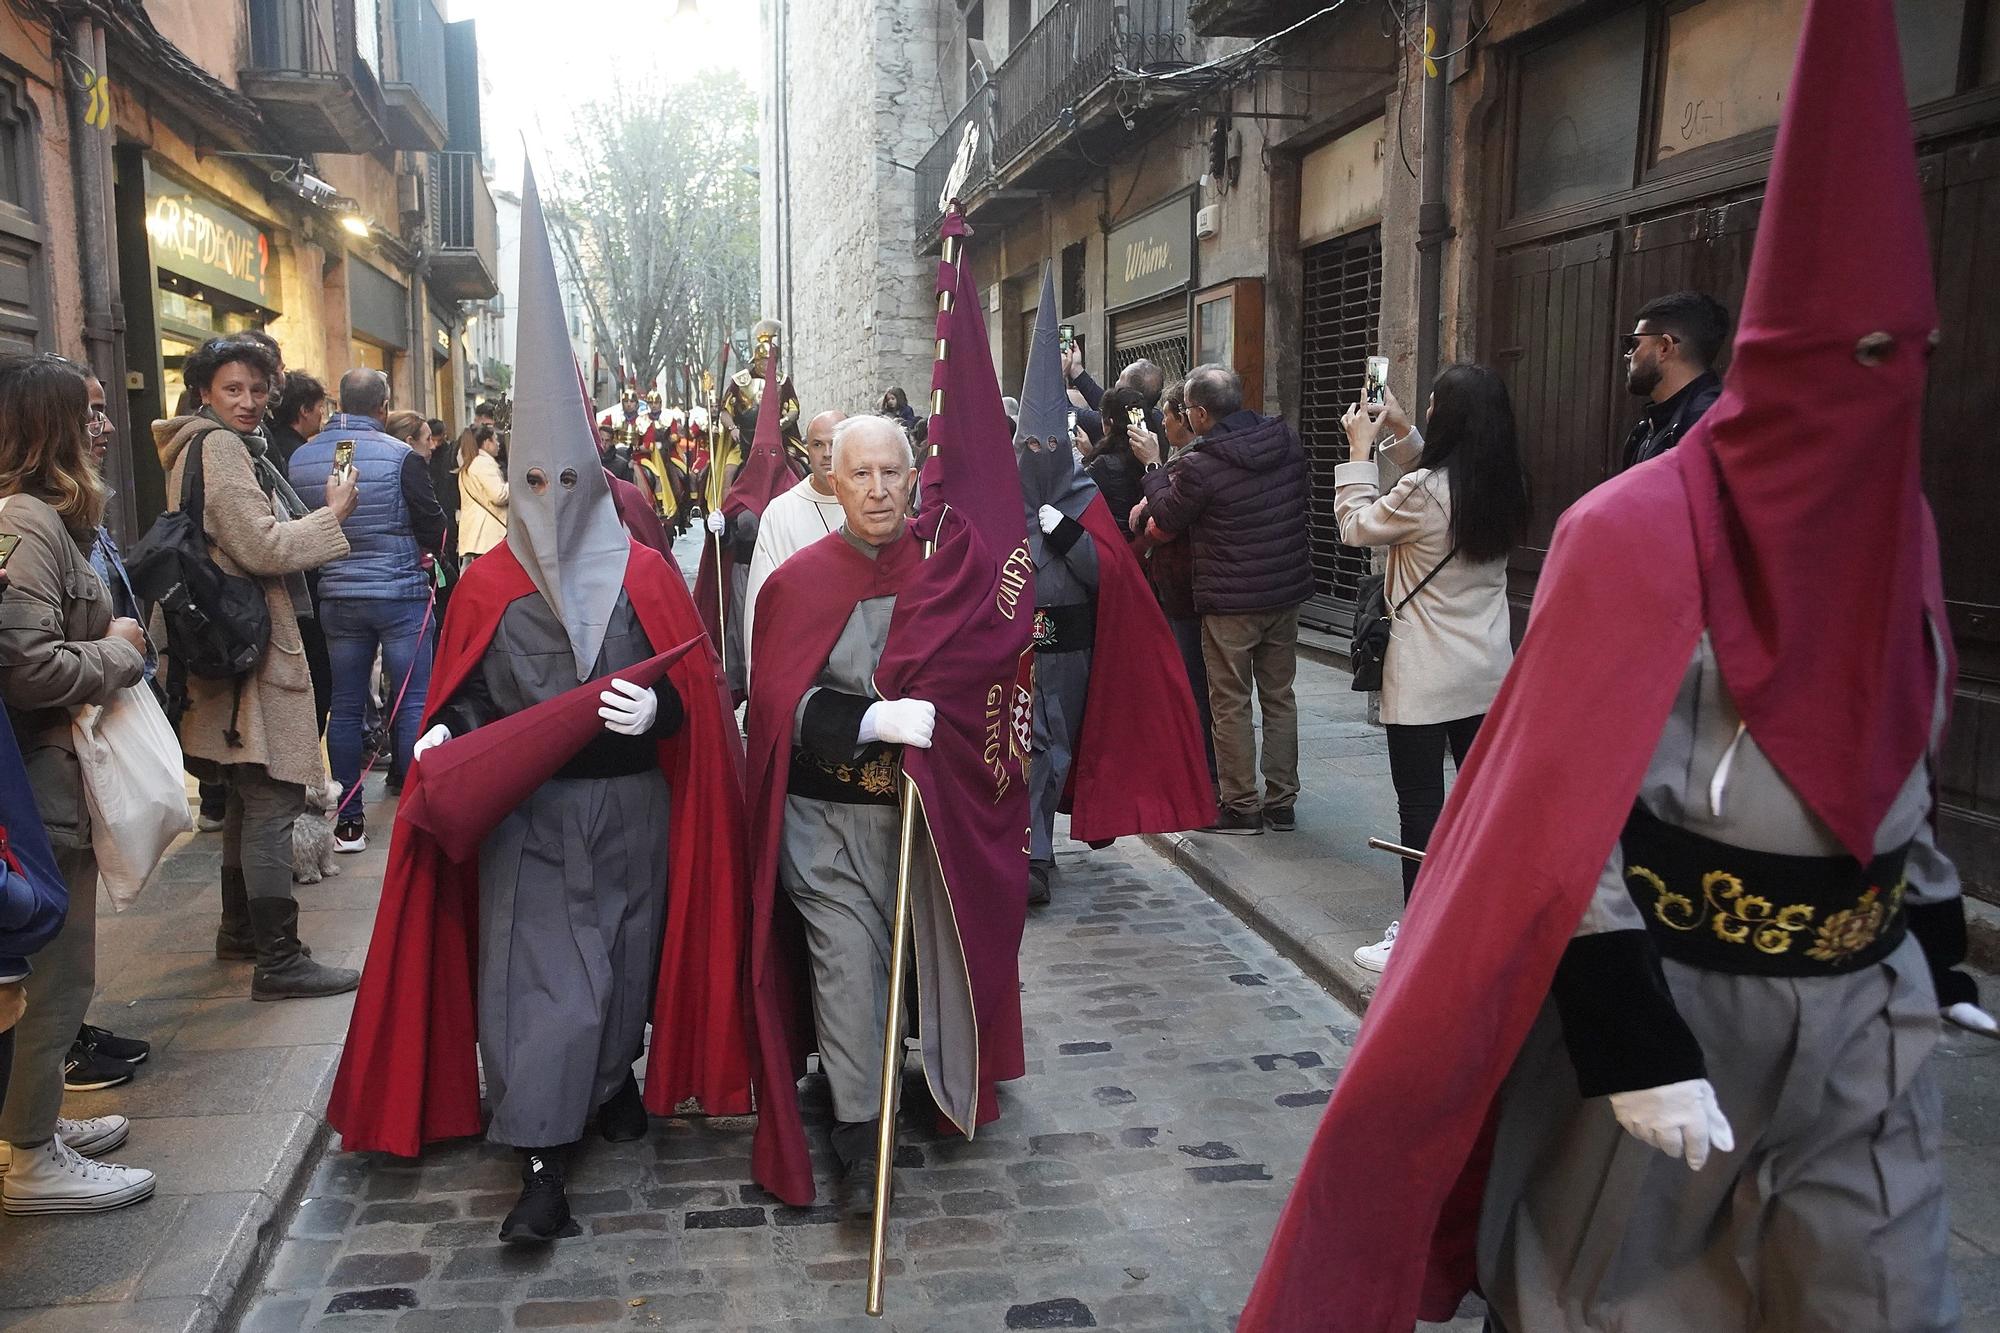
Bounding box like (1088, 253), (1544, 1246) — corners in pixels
(996, 543), (1031, 620)
(983, 683), (1011, 803)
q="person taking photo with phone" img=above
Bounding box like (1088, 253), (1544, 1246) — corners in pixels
(1337, 369), (1529, 973)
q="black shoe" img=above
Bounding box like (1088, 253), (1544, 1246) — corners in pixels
(499, 1148), (579, 1244)
(333, 820), (367, 854)
(1264, 805), (1296, 832)
(598, 1073), (647, 1143)
(63, 1040), (135, 1092)
(1199, 809), (1265, 836)
(77, 1023), (149, 1066)
(1027, 862), (1053, 908)
(831, 1119), (882, 1219)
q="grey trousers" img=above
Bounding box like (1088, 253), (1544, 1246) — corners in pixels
(478, 771), (671, 1148)
(1480, 935), (1956, 1333)
(778, 794), (904, 1124)
(0, 846), (96, 1146)
(222, 763), (306, 901)
(1029, 647), (1091, 865)
(1201, 608), (1300, 816)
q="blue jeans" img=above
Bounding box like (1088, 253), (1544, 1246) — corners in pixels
(322, 596), (436, 826)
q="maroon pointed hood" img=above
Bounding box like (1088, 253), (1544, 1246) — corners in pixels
(1678, 0), (1946, 859)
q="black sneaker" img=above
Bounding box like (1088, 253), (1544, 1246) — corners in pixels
(499, 1149), (578, 1244)
(1264, 805), (1296, 832)
(333, 820), (367, 854)
(597, 1073), (647, 1143)
(1198, 809), (1265, 836)
(76, 1023), (149, 1066)
(63, 1041), (135, 1092)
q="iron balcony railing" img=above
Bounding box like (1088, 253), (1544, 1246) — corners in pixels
(388, 0), (449, 133)
(916, 0), (1192, 241)
(993, 0), (1191, 164)
(915, 82), (996, 243)
(247, 0), (348, 76)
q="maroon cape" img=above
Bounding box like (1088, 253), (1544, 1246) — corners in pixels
(744, 526), (1029, 1205)
(327, 541), (755, 1157)
(607, 468), (670, 559)
(1059, 494), (1215, 842)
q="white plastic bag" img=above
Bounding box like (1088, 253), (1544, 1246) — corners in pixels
(72, 683), (193, 909)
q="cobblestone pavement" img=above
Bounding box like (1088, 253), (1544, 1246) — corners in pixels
(240, 845), (1483, 1332)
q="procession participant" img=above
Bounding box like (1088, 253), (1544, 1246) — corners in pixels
(327, 163), (752, 1246)
(1240, 2), (1985, 1327)
(1015, 268), (1213, 905)
(696, 341), (799, 700)
(744, 215), (1031, 1216)
(720, 319), (802, 468)
(743, 408), (847, 675)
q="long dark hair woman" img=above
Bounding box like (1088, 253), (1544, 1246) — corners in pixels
(1086, 385), (1149, 535)
(1336, 364), (1529, 973)
(156, 336), (361, 1001)
(0, 353), (156, 1210)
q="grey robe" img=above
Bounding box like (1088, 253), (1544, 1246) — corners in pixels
(1030, 523), (1098, 866)
(452, 593), (673, 1148)
(1479, 633), (1959, 1333)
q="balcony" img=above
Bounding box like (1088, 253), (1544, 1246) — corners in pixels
(241, 0), (389, 154)
(382, 0), (450, 151)
(1186, 0), (1322, 37)
(429, 152), (499, 301)
(916, 0), (1195, 248)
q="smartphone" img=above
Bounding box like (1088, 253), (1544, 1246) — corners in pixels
(1059, 323), (1076, 353)
(333, 440), (356, 484)
(1066, 409), (1078, 434)
(1127, 407), (1145, 429)
(1364, 355), (1390, 406)
(0, 533), (17, 569)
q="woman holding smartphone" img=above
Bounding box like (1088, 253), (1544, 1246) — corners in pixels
(1337, 367), (1528, 973)
(0, 353), (153, 1212)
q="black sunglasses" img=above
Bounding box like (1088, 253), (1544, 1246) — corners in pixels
(1621, 331), (1677, 356)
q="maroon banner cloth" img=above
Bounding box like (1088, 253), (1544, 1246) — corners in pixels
(607, 468), (670, 559)
(397, 639), (702, 866)
(694, 355), (797, 684)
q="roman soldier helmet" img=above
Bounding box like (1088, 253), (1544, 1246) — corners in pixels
(751, 318), (783, 375)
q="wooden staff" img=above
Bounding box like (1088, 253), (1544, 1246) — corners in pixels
(866, 222), (962, 1318)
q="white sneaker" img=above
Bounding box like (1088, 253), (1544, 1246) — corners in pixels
(0, 1115), (130, 1175)
(1, 1133), (154, 1214)
(1354, 921), (1400, 974)
(195, 813), (225, 832)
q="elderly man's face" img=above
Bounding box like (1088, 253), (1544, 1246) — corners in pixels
(832, 425), (912, 546)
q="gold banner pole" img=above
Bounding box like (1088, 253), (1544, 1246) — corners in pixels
(866, 225), (961, 1318)
(706, 383), (729, 673)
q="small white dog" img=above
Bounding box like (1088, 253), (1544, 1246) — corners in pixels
(292, 779), (344, 884)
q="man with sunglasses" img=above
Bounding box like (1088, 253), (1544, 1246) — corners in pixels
(1620, 290), (1729, 471)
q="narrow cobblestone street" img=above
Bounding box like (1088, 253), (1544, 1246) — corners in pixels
(239, 843), (1476, 1332)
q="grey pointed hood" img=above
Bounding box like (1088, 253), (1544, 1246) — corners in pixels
(505, 161), (630, 680)
(1014, 264), (1095, 529)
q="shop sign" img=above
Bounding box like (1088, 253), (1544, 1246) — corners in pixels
(143, 164), (275, 308)
(1105, 194), (1194, 311)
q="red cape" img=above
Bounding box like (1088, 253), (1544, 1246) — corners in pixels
(327, 541), (755, 1157)
(1238, 451), (1955, 1329)
(1060, 494), (1216, 842)
(607, 468), (670, 559)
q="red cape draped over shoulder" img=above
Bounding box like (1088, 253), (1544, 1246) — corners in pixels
(1060, 494), (1216, 842)
(740, 528), (923, 1205)
(327, 540), (754, 1158)
(606, 468), (670, 559)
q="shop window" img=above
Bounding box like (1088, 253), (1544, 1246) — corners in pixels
(1512, 5), (1646, 218)
(1657, 0), (1967, 165)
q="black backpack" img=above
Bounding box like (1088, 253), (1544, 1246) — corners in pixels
(126, 427), (271, 742)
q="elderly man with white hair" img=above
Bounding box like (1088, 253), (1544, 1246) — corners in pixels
(743, 413), (944, 1216)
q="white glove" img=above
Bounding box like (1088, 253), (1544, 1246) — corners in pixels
(1037, 504), (1064, 535)
(859, 698), (936, 749)
(1946, 1001), (2000, 1035)
(598, 678), (658, 736)
(412, 723), (451, 763)
(1608, 1078), (1735, 1171)
(706, 511), (726, 536)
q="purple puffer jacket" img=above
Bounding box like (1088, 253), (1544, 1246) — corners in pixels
(1140, 409), (1313, 616)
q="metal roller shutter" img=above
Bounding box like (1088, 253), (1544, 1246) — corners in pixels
(1299, 227), (1381, 635)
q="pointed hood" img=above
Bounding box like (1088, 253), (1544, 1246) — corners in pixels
(1675, 0), (1946, 860)
(1013, 264), (1094, 526)
(506, 161), (631, 680)
(721, 338), (795, 522)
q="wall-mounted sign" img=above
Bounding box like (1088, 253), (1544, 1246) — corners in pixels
(142, 163), (275, 308)
(1105, 193), (1194, 312)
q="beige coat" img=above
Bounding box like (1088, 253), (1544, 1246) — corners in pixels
(0, 492), (145, 847)
(155, 416), (348, 791)
(457, 450), (508, 556)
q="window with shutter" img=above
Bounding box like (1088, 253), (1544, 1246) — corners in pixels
(1299, 227), (1381, 634)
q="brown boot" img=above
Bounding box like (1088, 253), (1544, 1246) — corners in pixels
(248, 898), (358, 1001)
(216, 867), (254, 960)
